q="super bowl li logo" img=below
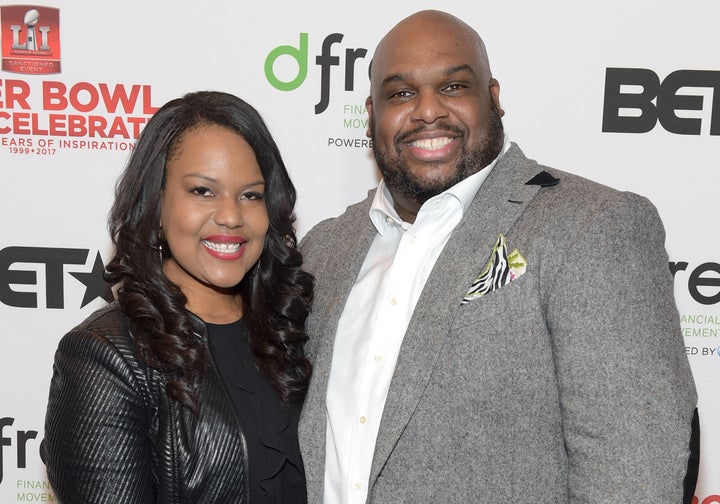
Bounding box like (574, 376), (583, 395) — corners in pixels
(1, 5), (60, 74)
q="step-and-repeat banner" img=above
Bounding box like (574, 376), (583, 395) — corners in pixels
(1, 1), (717, 502)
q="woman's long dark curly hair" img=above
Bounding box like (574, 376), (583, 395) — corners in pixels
(105, 91), (313, 411)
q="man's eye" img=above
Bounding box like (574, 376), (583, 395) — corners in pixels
(444, 83), (466, 92)
(389, 90), (413, 100)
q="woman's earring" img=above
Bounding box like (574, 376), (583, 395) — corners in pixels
(158, 223), (164, 267)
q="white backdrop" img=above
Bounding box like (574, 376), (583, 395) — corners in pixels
(1, 1), (717, 502)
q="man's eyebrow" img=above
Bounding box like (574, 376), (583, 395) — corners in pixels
(380, 64), (477, 87)
(381, 73), (405, 87)
(447, 64), (476, 76)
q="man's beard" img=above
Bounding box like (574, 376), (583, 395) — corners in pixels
(371, 102), (504, 207)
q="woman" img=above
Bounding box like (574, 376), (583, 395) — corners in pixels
(42, 91), (313, 503)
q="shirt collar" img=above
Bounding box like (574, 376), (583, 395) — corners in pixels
(369, 135), (510, 235)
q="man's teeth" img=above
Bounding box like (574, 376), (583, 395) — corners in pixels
(202, 241), (241, 253)
(410, 137), (453, 150)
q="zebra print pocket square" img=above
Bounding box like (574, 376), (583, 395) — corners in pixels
(462, 234), (527, 304)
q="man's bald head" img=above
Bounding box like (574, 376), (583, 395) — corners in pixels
(370, 10), (493, 95)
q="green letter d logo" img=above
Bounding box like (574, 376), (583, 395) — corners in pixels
(265, 33), (308, 91)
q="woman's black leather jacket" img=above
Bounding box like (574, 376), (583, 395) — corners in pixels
(42, 302), (249, 503)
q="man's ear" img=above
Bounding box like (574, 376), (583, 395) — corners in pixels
(489, 78), (504, 117)
(365, 96), (373, 138)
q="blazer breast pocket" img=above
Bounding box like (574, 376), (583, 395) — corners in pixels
(453, 271), (534, 329)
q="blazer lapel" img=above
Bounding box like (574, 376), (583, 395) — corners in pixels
(368, 143), (550, 485)
(299, 196), (378, 502)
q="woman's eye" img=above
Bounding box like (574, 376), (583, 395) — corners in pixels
(241, 191), (265, 201)
(190, 186), (214, 197)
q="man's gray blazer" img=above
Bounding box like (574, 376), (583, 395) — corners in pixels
(298, 143), (697, 503)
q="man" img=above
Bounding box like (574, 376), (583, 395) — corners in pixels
(299, 10), (698, 503)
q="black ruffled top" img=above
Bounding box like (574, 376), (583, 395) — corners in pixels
(207, 319), (307, 504)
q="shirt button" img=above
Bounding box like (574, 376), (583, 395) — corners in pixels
(374, 355), (383, 364)
(390, 297), (397, 305)
(359, 416), (367, 424)
(354, 482), (362, 490)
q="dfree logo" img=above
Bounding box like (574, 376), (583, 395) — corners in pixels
(673, 260), (720, 351)
(265, 33), (368, 114)
(670, 261), (720, 306)
(602, 68), (720, 135)
(1, 5), (61, 74)
(0, 417), (40, 486)
(0, 246), (112, 309)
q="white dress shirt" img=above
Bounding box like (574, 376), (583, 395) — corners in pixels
(323, 140), (508, 504)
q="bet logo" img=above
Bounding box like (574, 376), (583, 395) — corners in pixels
(603, 68), (720, 135)
(0, 246), (112, 309)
